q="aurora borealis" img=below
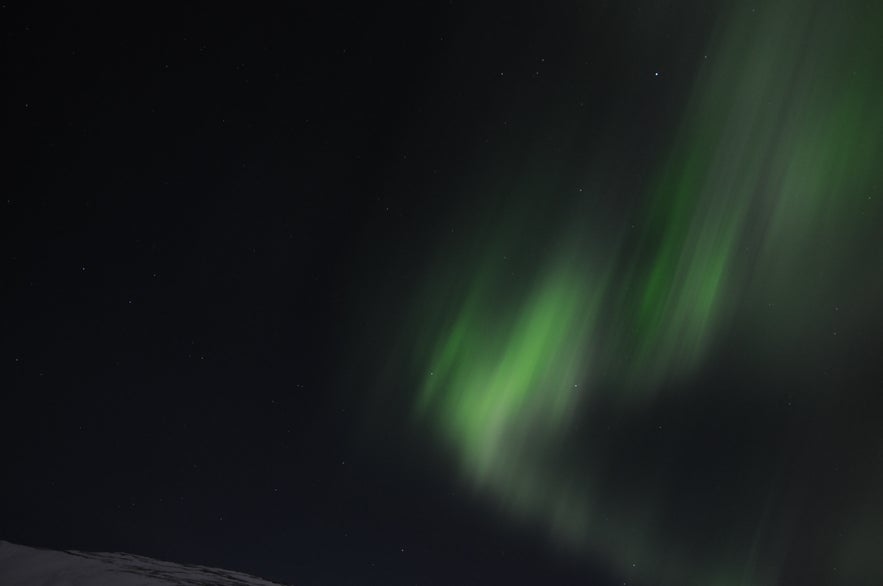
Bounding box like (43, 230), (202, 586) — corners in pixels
(399, 0), (883, 583)
(5, 0), (882, 584)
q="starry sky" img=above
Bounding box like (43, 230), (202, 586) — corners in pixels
(3, 1), (882, 585)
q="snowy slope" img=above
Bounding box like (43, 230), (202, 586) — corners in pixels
(0, 541), (288, 586)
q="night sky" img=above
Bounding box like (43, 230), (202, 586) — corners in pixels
(3, 1), (883, 585)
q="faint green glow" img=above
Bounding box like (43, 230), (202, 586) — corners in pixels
(401, 0), (883, 584)
(417, 257), (606, 489)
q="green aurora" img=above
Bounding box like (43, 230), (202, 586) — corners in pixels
(398, 0), (883, 584)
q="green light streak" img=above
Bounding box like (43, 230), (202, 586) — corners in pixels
(418, 258), (606, 481)
(399, 0), (883, 583)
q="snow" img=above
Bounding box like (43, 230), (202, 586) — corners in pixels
(0, 541), (288, 586)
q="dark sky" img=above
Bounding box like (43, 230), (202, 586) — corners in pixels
(4, 2), (882, 585)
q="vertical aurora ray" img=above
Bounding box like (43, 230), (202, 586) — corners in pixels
(397, 0), (883, 583)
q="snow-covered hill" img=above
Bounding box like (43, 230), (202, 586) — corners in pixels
(0, 540), (288, 586)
